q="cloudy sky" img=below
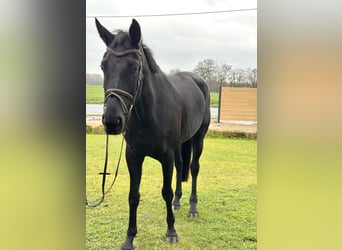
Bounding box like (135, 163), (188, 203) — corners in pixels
(86, 0), (257, 75)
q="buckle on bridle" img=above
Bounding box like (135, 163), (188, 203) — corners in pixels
(99, 172), (111, 175)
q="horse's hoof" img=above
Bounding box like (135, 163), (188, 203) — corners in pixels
(121, 236), (134, 250)
(121, 245), (134, 250)
(121, 244), (134, 250)
(189, 211), (199, 218)
(165, 235), (178, 243)
(172, 204), (181, 210)
(165, 229), (178, 244)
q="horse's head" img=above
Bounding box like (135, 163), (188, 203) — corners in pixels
(95, 18), (143, 134)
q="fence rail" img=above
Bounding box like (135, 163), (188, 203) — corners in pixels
(218, 87), (257, 122)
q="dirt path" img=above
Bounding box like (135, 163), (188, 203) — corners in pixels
(86, 115), (257, 134)
(209, 120), (257, 133)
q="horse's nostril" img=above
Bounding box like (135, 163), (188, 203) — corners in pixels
(116, 117), (122, 126)
(103, 115), (124, 134)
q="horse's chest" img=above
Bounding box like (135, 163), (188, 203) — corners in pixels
(125, 130), (171, 157)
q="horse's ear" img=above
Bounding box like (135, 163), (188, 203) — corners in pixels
(95, 18), (114, 46)
(129, 19), (141, 46)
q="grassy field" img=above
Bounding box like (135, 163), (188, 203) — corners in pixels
(86, 85), (219, 107)
(86, 134), (257, 249)
(86, 85), (104, 104)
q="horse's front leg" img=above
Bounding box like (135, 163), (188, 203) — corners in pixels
(161, 151), (178, 243)
(121, 145), (144, 250)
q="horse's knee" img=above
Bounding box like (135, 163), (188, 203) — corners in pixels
(162, 187), (173, 202)
(191, 162), (200, 177)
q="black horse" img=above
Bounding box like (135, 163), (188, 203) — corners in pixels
(95, 18), (210, 250)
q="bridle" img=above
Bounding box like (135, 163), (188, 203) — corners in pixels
(86, 45), (144, 208)
(104, 45), (144, 129)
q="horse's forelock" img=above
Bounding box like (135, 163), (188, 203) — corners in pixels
(111, 30), (130, 47)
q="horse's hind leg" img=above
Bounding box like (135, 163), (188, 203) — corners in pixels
(189, 124), (208, 218)
(173, 140), (192, 210)
(161, 151), (178, 243)
(173, 146), (182, 210)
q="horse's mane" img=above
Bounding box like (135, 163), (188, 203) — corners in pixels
(142, 45), (160, 74)
(113, 30), (160, 74)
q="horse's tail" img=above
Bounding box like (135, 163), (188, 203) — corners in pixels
(182, 140), (192, 182)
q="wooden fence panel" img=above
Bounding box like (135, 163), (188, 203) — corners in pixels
(219, 87), (257, 122)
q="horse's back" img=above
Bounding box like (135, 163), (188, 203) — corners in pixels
(169, 71), (209, 103)
(168, 71), (210, 141)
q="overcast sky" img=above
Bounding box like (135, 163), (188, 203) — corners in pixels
(86, 0), (257, 75)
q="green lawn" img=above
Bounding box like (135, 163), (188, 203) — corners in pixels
(210, 92), (219, 107)
(86, 85), (219, 107)
(86, 85), (104, 104)
(86, 134), (257, 249)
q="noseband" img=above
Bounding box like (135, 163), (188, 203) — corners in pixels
(104, 46), (144, 124)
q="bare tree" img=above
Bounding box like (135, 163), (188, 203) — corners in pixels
(246, 68), (257, 87)
(216, 62), (232, 88)
(228, 69), (247, 86)
(193, 59), (216, 86)
(86, 73), (103, 85)
(169, 68), (182, 74)
(194, 59), (232, 92)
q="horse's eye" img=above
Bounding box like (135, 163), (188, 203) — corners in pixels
(100, 61), (107, 71)
(133, 66), (139, 74)
(130, 62), (139, 74)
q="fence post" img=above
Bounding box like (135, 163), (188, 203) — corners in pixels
(217, 85), (222, 123)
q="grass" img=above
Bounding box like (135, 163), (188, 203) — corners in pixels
(210, 92), (219, 108)
(86, 134), (257, 249)
(86, 85), (219, 107)
(86, 85), (104, 104)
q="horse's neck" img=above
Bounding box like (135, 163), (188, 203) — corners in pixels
(133, 70), (170, 122)
(145, 70), (172, 101)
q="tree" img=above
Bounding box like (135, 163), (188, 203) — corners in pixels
(245, 68), (257, 87)
(193, 59), (232, 92)
(228, 69), (248, 87)
(216, 62), (232, 88)
(193, 59), (216, 86)
(86, 73), (103, 85)
(169, 68), (181, 74)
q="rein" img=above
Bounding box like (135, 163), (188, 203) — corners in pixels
(86, 135), (124, 208)
(86, 45), (144, 208)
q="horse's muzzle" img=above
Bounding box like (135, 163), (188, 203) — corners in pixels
(102, 114), (125, 135)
